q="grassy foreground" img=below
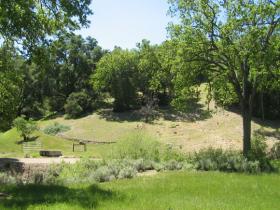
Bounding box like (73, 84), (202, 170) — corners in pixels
(1, 171), (279, 210)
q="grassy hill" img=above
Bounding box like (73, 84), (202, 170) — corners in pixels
(1, 85), (279, 158)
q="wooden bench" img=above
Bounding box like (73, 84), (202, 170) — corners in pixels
(40, 150), (62, 157)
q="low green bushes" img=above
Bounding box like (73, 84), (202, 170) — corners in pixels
(43, 122), (70, 135)
(109, 131), (186, 162)
(269, 142), (280, 160)
(110, 132), (161, 161)
(193, 148), (261, 173)
(192, 134), (275, 173)
(1, 132), (278, 186)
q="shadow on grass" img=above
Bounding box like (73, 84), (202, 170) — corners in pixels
(0, 158), (24, 173)
(97, 104), (211, 123)
(16, 136), (39, 145)
(254, 128), (280, 140)
(159, 104), (211, 122)
(1, 184), (118, 209)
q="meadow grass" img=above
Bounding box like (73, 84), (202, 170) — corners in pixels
(0, 171), (279, 210)
(0, 128), (112, 158)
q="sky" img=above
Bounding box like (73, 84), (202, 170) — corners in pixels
(77, 0), (173, 50)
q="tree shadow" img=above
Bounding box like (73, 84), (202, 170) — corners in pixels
(254, 128), (280, 140)
(159, 104), (212, 122)
(0, 158), (24, 173)
(96, 109), (155, 123)
(253, 117), (280, 130)
(41, 112), (64, 121)
(96, 104), (211, 123)
(17, 136), (39, 145)
(1, 184), (118, 209)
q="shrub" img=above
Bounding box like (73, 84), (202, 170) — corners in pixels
(92, 49), (139, 112)
(163, 159), (183, 170)
(269, 142), (280, 160)
(132, 159), (156, 172)
(0, 173), (18, 185)
(92, 166), (116, 182)
(193, 148), (263, 173)
(161, 145), (186, 161)
(249, 134), (273, 171)
(111, 132), (161, 161)
(117, 166), (137, 179)
(43, 122), (70, 135)
(64, 91), (92, 118)
(13, 116), (38, 141)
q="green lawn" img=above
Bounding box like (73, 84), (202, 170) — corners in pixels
(1, 171), (279, 210)
(0, 128), (112, 158)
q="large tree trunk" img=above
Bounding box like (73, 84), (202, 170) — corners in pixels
(241, 98), (251, 156)
(241, 59), (252, 156)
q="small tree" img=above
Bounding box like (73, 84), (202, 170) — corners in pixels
(64, 91), (91, 118)
(92, 48), (139, 112)
(13, 117), (38, 141)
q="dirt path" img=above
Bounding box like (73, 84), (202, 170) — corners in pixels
(17, 157), (81, 164)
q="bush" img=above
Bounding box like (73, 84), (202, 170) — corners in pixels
(269, 142), (280, 160)
(92, 166), (116, 182)
(92, 49), (139, 112)
(249, 134), (273, 171)
(43, 122), (70, 135)
(118, 166), (137, 179)
(0, 173), (18, 185)
(13, 116), (38, 141)
(193, 148), (263, 173)
(163, 159), (183, 171)
(132, 159), (156, 172)
(64, 91), (92, 118)
(111, 132), (161, 161)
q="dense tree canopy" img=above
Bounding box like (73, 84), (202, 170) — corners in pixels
(0, 0), (92, 48)
(0, 43), (26, 130)
(92, 48), (139, 112)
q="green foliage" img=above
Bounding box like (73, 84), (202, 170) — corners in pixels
(109, 132), (161, 161)
(136, 40), (173, 105)
(269, 142), (280, 160)
(64, 91), (92, 118)
(0, 0), (92, 47)
(193, 148), (262, 173)
(0, 173), (18, 185)
(249, 134), (273, 171)
(13, 117), (38, 141)
(171, 86), (200, 112)
(117, 166), (137, 179)
(43, 122), (70, 136)
(1, 172), (279, 210)
(168, 0), (280, 154)
(0, 43), (25, 131)
(212, 80), (239, 107)
(92, 48), (139, 112)
(163, 159), (184, 171)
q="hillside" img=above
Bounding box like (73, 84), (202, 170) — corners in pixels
(1, 90), (279, 158)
